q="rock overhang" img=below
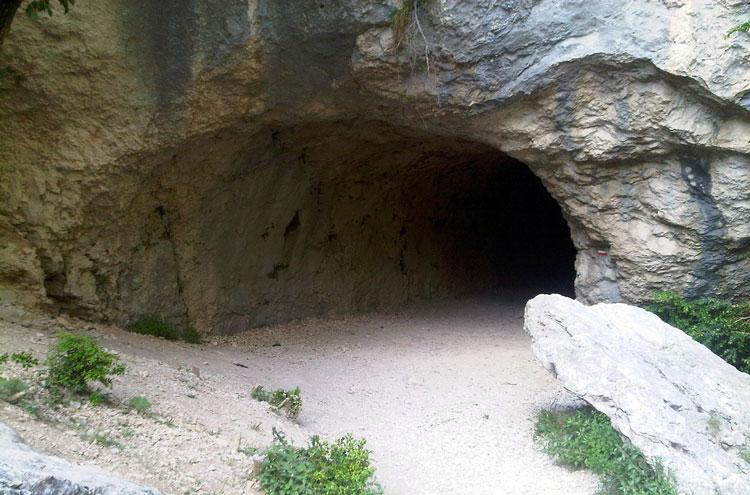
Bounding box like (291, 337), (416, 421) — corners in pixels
(1, 0), (749, 332)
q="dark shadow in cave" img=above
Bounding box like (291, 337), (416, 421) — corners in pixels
(400, 151), (577, 301)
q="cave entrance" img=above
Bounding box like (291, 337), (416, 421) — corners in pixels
(364, 147), (578, 303)
(127, 122), (578, 333)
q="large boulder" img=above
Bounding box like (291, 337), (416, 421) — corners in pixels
(0, 421), (158, 495)
(524, 294), (750, 495)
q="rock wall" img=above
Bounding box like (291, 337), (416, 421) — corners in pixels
(1, 0), (749, 332)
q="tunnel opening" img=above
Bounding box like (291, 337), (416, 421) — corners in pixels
(415, 153), (578, 300)
(118, 121), (578, 333)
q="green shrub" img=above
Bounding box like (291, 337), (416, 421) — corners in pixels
(127, 316), (202, 344)
(646, 292), (750, 373)
(181, 327), (202, 344)
(128, 316), (179, 341)
(0, 377), (28, 401)
(252, 386), (302, 420)
(46, 333), (125, 395)
(535, 407), (678, 495)
(128, 395), (152, 413)
(257, 429), (383, 495)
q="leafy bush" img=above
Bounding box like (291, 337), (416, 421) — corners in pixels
(128, 316), (179, 341)
(252, 386), (302, 420)
(0, 377), (28, 401)
(646, 292), (750, 373)
(128, 395), (152, 413)
(535, 407), (677, 495)
(257, 429), (383, 495)
(46, 333), (125, 395)
(127, 316), (202, 344)
(181, 327), (202, 344)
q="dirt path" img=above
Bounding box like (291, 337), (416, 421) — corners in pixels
(0, 295), (599, 494)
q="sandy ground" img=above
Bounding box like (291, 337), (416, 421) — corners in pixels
(0, 294), (599, 495)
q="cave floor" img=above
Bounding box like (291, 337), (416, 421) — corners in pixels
(0, 294), (598, 495)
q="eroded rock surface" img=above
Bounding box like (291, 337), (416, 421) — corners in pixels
(0, 421), (158, 495)
(524, 294), (750, 495)
(1, 1), (750, 332)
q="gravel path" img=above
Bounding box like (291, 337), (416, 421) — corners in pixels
(0, 294), (599, 494)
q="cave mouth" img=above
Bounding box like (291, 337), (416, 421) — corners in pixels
(431, 153), (578, 301)
(122, 121), (578, 333)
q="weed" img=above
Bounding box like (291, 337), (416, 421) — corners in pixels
(128, 395), (152, 413)
(390, 0), (430, 47)
(120, 428), (136, 438)
(706, 416), (721, 436)
(252, 386), (302, 420)
(45, 333), (125, 396)
(726, 21), (750, 39)
(93, 431), (124, 450)
(534, 407), (678, 495)
(151, 415), (176, 428)
(251, 422), (262, 431)
(0, 377), (28, 401)
(646, 292), (750, 373)
(239, 446), (259, 456)
(187, 393), (196, 399)
(128, 315), (202, 344)
(740, 435), (750, 464)
(0, 354), (7, 365)
(88, 390), (111, 405)
(19, 398), (42, 419)
(257, 429), (383, 495)
(11, 351), (38, 368)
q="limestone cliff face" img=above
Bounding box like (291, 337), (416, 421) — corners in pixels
(1, 0), (749, 333)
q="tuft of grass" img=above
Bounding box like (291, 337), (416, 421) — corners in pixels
(45, 333), (125, 397)
(646, 292), (750, 373)
(535, 407), (678, 495)
(120, 428), (136, 438)
(128, 395), (152, 413)
(127, 315), (202, 344)
(93, 431), (124, 450)
(0, 377), (28, 401)
(252, 386), (302, 420)
(88, 390), (111, 405)
(257, 429), (383, 495)
(706, 416), (721, 436)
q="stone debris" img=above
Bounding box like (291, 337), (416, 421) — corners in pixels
(524, 294), (750, 495)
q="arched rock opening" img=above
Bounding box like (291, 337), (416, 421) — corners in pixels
(113, 121), (576, 334)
